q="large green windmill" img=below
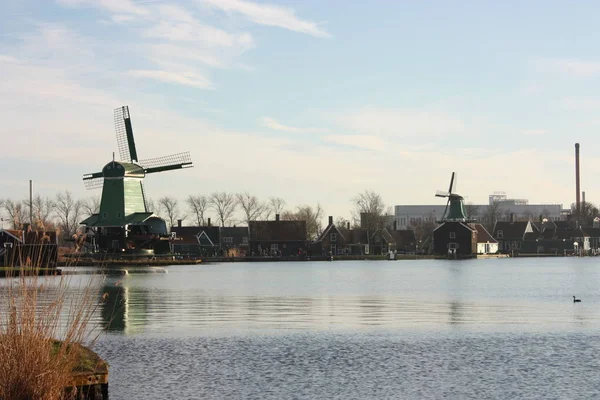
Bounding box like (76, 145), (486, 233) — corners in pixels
(435, 172), (470, 222)
(81, 106), (193, 252)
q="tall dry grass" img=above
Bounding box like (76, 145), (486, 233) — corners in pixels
(0, 248), (102, 400)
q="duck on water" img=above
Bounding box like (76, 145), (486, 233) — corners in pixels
(573, 296), (582, 303)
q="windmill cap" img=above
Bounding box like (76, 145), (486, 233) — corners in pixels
(102, 161), (145, 178)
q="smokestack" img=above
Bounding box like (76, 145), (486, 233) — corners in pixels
(275, 214), (280, 221)
(207, 217), (211, 227)
(29, 180), (33, 226)
(576, 143), (581, 215)
(328, 216), (333, 226)
(583, 191), (586, 205)
(393, 220), (397, 230)
(177, 219), (182, 228)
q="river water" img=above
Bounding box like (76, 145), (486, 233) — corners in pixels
(84, 258), (600, 398)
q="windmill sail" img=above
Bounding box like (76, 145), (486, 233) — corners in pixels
(83, 172), (104, 190)
(138, 152), (193, 174)
(114, 106), (139, 163)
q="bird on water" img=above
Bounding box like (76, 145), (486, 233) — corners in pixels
(573, 296), (582, 303)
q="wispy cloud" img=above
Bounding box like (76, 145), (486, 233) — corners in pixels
(261, 117), (329, 133)
(322, 134), (386, 151)
(521, 129), (547, 136)
(543, 58), (600, 78)
(56, 0), (148, 16)
(129, 69), (213, 89)
(336, 108), (466, 138)
(201, 0), (331, 38)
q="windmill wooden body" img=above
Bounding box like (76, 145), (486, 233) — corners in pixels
(432, 172), (477, 258)
(81, 106), (193, 254)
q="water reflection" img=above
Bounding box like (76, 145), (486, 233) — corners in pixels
(80, 260), (600, 335)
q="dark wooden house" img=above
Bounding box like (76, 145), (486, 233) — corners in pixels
(492, 221), (538, 254)
(249, 215), (308, 256)
(170, 220), (220, 257)
(0, 227), (58, 268)
(219, 227), (249, 257)
(433, 222), (477, 257)
(389, 229), (417, 253)
(314, 216), (348, 255)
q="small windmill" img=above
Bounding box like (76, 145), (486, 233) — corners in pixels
(81, 106), (193, 229)
(435, 172), (470, 222)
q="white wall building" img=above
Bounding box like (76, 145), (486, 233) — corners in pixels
(395, 192), (565, 230)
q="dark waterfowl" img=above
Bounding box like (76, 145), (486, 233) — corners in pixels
(573, 296), (581, 303)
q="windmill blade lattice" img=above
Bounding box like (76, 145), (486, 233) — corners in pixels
(83, 177), (104, 190)
(138, 152), (193, 173)
(114, 106), (139, 163)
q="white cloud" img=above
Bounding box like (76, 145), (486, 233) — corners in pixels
(0, 55), (19, 64)
(335, 108), (466, 138)
(561, 96), (600, 111)
(201, 0), (331, 38)
(521, 129), (547, 136)
(129, 69), (213, 89)
(322, 134), (386, 152)
(56, 0), (148, 16)
(543, 58), (600, 78)
(143, 21), (253, 48)
(260, 117), (330, 133)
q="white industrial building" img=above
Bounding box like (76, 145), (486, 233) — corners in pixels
(395, 192), (567, 230)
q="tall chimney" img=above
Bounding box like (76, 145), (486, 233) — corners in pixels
(275, 214), (280, 221)
(576, 143), (581, 216)
(177, 219), (182, 228)
(582, 191), (586, 206)
(207, 217), (211, 227)
(328, 216), (333, 226)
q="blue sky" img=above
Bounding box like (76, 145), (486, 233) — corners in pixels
(1, 0), (600, 221)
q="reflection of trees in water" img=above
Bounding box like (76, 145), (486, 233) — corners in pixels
(101, 283), (126, 332)
(449, 301), (464, 325)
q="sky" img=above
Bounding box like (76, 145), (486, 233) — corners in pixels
(2, 0), (600, 222)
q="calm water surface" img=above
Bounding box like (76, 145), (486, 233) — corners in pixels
(83, 258), (600, 398)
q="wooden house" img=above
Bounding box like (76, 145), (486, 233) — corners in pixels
(389, 229), (417, 253)
(170, 219), (220, 257)
(471, 223), (498, 254)
(219, 227), (249, 257)
(433, 222), (477, 257)
(492, 221), (538, 254)
(314, 216), (348, 255)
(0, 227), (58, 267)
(249, 215), (308, 256)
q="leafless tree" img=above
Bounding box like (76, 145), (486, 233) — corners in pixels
(351, 190), (386, 237)
(159, 196), (186, 228)
(187, 195), (210, 226)
(209, 192), (237, 227)
(28, 195), (55, 230)
(409, 218), (437, 253)
(464, 202), (480, 220)
(335, 216), (352, 230)
(237, 192), (266, 225)
(145, 198), (159, 216)
(1, 198), (25, 229)
(571, 202), (599, 227)
(282, 204), (324, 241)
(54, 191), (83, 238)
(265, 197), (286, 220)
(481, 201), (502, 232)
(81, 196), (101, 218)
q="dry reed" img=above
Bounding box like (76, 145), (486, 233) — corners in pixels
(0, 242), (103, 400)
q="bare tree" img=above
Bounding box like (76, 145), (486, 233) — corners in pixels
(265, 197), (286, 220)
(409, 218), (437, 253)
(282, 204), (324, 241)
(237, 192), (266, 225)
(146, 198), (159, 216)
(159, 196), (186, 228)
(54, 191), (83, 238)
(1, 198), (25, 229)
(335, 216), (352, 230)
(209, 192), (237, 227)
(351, 190), (386, 235)
(464, 202), (480, 220)
(29, 195), (55, 230)
(481, 201), (502, 232)
(81, 196), (101, 218)
(186, 195), (209, 226)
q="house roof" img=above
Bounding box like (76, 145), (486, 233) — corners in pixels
(493, 221), (531, 239)
(389, 229), (416, 246)
(470, 224), (497, 244)
(581, 227), (600, 238)
(249, 220), (307, 241)
(316, 223), (346, 242)
(338, 228), (369, 244)
(433, 221), (476, 232)
(372, 228), (394, 243)
(172, 226), (220, 246)
(0, 229), (24, 243)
